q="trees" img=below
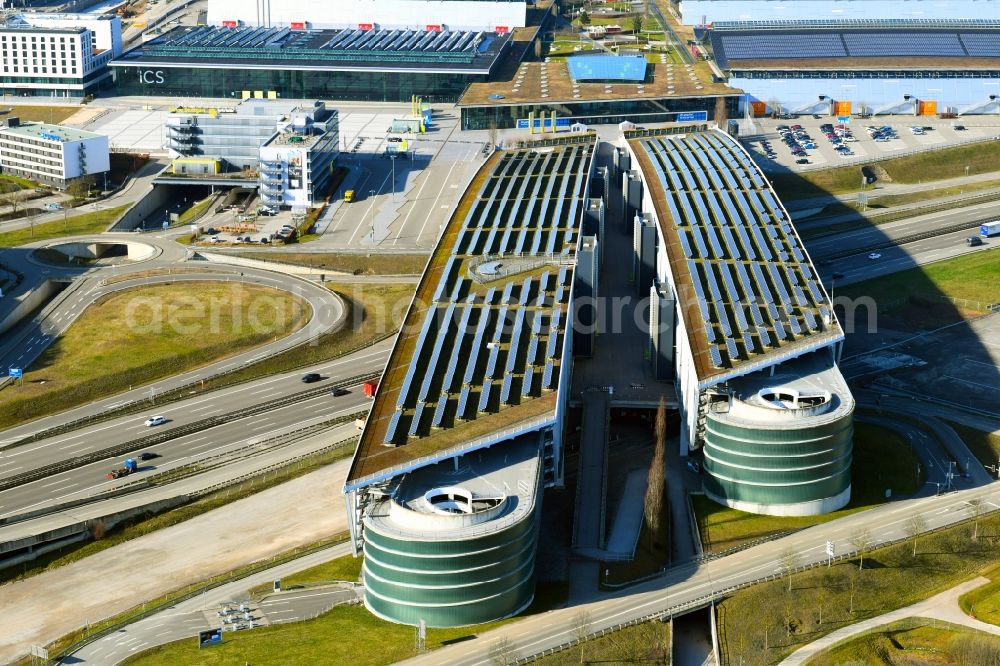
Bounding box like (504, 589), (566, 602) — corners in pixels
(906, 513), (928, 557)
(644, 397), (668, 549)
(572, 610), (593, 662)
(968, 499), (985, 541)
(579, 10), (590, 26)
(851, 529), (873, 570)
(67, 174), (96, 201)
(631, 14), (644, 39)
(780, 549), (799, 593)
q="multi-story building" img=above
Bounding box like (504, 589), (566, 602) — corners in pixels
(0, 119), (110, 189)
(207, 0), (526, 32)
(166, 99), (339, 208)
(0, 13), (121, 97)
(258, 112), (340, 209)
(681, 0), (994, 25)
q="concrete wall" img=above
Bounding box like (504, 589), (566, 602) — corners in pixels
(110, 183), (173, 231)
(0, 279), (62, 337)
(197, 251), (351, 277)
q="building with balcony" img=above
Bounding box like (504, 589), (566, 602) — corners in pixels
(0, 119), (109, 189)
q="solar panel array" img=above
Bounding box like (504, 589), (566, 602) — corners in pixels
(712, 26), (1000, 67)
(566, 55), (648, 82)
(961, 33), (1000, 57)
(134, 25), (493, 65)
(382, 139), (594, 446)
(633, 130), (836, 374)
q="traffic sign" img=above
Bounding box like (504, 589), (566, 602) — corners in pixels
(8, 367), (21, 378)
(198, 628), (223, 648)
(825, 540), (835, 557)
(676, 111), (709, 122)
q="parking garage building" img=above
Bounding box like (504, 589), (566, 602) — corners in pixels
(623, 126), (855, 516)
(345, 135), (597, 626)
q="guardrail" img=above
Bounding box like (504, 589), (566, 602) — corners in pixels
(0, 373), (376, 493)
(816, 214), (995, 259)
(514, 502), (1000, 664)
(0, 322), (396, 452)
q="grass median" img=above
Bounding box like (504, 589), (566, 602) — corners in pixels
(717, 512), (1000, 665)
(802, 618), (1000, 666)
(122, 580), (568, 666)
(836, 247), (1000, 329)
(695, 422), (922, 554)
(0, 204), (130, 246)
(0, 282), (308, 431)
(229, 251), (428, 276)
(770, 140), (1000, 200)
(166, 281), (414, 397)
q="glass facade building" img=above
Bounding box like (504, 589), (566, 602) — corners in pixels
(110, 24), (506, 103)
(460, 95), (741, 130)
(114, 66), (488, 103)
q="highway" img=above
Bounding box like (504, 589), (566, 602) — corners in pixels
(0, 342), (390, 517)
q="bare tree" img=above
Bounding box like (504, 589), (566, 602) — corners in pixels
(906, 513), (928, 557)
(488, 636), (517, 666)
(968, 499), (985, 541)
(572, 609), (593, 662)
(488, 120), (499, 152)
(644, 397), (668, 548)
(779, 549), (799, 592)
(851, 529), (873, 570)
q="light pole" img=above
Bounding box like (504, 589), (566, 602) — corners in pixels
(369, 188), (376, 245)
(390, 154), (397, 200)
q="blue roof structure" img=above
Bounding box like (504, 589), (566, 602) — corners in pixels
(566, 55), (647, 82)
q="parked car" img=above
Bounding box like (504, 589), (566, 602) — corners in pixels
(144, 415), (166, 427)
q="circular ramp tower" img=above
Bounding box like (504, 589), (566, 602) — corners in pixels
(361, 436), (543, 627)
(702, 357), (854, 517)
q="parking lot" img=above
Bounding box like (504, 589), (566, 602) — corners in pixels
(745, 114), (1000, 171)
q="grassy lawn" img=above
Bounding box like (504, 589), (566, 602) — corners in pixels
(946, 420), (1000, 470)
(177, 195), (215, 225)
(154, 282), (414, 400)
(0, 282), (307, 430)
(717, 512), (1000, 665)
(535, 619), (670, 665)
(231, 251), (428, 275)
(802, 618), (1000, 666)
(836, 248), (1000, 329)
(770, 140), (1000, 201)
(0, 204), (130, 246)
(695, 422), (922, 553)
(959, 564), (1000, 626)
(122, 581), (568, 666)
(0, 105), (79, 124)
(249, 552), (363, 597)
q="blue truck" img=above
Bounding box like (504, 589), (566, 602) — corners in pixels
(980, 221), (1000, 237)
(107, 458), (138, 479)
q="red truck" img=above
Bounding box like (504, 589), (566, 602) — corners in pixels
(363, 380), (378, 398)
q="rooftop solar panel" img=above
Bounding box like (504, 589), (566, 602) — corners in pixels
(457, 385), (472, 420)
(384, 409), (403, 445)
(408, 402), (425, 438)
(708, 346), (724, 368)
(431, 394), (448, 429)
(478, 380), (493, 413)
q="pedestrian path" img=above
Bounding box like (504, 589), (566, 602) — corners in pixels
(779, 576), (1000, 664)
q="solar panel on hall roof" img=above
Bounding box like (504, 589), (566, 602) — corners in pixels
(566, 55), (647, 82)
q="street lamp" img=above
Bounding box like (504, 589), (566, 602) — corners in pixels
(369, 188), (376, 245)
(389, 154), (397, 200)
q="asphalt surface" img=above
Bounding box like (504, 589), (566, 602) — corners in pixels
(0, 343), (390, 517)
(66, 542), (354, 665)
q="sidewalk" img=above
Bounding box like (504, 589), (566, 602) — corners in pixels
(779, 577), (1000, 665)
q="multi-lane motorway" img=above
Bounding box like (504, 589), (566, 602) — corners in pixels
(0, 341), (391, 517)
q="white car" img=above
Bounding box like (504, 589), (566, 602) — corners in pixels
(867, 252), (882, 260)
(144, 415), (167, 427)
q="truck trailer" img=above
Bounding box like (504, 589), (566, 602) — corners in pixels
(980, 221), (1000, 237)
